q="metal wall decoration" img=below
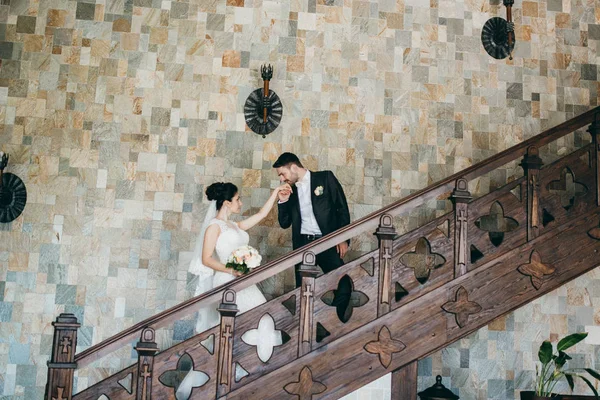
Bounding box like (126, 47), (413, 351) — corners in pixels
(481, 0), (516, 60)
(0, 152), (27, 223)
(244, 64), (283, 138)
(418, 375), (460, 400)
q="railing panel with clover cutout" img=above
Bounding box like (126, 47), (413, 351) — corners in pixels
(149, 325), (219, 399)
(467, 178), (526, 269)
(311, 250), (380, 349)
(228, 288), (300, 390)
(539, 144), (595, 230)
(390, 214), (455, 312)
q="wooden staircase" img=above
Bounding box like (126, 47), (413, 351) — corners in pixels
(46, 108), (600, 400)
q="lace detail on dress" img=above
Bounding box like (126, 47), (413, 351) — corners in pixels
(208, 218), (231, 230)
(208, 218), (250, 263)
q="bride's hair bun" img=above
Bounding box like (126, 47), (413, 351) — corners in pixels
(205, 182), (224, 201)
(206, 182), (238, 209)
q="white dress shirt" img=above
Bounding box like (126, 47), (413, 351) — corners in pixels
(295, 171), (322, 235)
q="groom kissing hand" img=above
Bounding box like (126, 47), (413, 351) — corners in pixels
(273, 152), (351, 288)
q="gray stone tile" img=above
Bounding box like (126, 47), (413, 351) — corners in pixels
(53, 28), (74, 46)
(582, 64), (597, 81)
(16, 365), (36, 387)
(8, 78), (27, 97)
(278, 37), (297, 55)
(47, 264), (68, 284)
(170, 2), (189, 19)
(76, 3), (96, 20)
(589, 24), (600, 40)
(39, 244), (60, 270)
(207, 13), (225, 31)
(0, 41), (13, 58)
(412, 65), (429, 83)
(55, 284), (77, 305)
(507, 83), (523, 100)
(16, 16), (35, 34)
(151, 107), (171, 126)
(0, 301), (12, 321)
(9, 343), (30, 364)
(310, 110), (329, 128)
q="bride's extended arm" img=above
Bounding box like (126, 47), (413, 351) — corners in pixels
(202, 224), (240, 276)
(238, 184), (291, 231)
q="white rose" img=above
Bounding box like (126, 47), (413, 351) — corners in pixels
(245, 254), (262, 270)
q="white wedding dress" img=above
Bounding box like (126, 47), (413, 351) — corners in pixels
(181, 215), (282, 398)
(190, 216), (281, 353)
(205, 218), (269, 314)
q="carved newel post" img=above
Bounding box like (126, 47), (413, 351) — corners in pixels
(298, 251), (319, 357)
(45, 313), (80, 400)
(375, 214), (397, 317)
(588, 113), (600, 206)
(450, 179), (472, 278)
(135, 328), (159, 400)
(217, 289), (238, 397)
(520, 146), (543, 241)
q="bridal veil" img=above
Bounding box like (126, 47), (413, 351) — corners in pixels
(189, 200), (220, 333)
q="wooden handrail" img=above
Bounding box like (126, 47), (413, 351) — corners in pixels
(74, 106), (600, 367)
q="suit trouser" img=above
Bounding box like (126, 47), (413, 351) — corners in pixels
(294, 236), (350, 314)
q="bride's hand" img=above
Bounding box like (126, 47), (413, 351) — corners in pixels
(275, 183), (292, 201)
(276, 183), (292, 193)
(231, 270), (244, 277)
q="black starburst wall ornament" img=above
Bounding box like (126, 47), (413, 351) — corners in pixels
(244, 64), (283, 138)
(0, 151), (27, 223)
(481, 0), (516, 60)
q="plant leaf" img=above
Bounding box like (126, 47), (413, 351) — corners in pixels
(557, 333), (587, 351)
(565, 374), (575, 391)
(555, 351), (572, 369)
(579, 375), (599, 397)
(584, 368), (600, 380)
(539, 340), (553, 364)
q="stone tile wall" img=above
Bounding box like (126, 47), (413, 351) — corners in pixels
(0, 0), (598, 397)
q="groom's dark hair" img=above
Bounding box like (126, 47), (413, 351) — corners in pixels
(272, 152), (304, 169)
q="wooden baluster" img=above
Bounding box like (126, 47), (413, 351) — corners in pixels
(45, 313), (80, 400)
(375, 214), (397, 317)
(588, 113), (600, 206)
(298, 251), (318, 357)
(450, 178), (472, 278)
(391, 361), (418, 400)
(216, 289), (238, 398)
(520, 146), (543, 241)
(135, 328), (158, 400)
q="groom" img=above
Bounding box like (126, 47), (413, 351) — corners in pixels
(273, 152), (351, 288)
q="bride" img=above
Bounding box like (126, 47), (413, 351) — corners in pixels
(189, 181), (291, 333)
(176, 182), (291, 398)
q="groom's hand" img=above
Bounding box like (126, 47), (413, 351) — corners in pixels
(336, 242), (348, 258)
(277, 184), (292, 202)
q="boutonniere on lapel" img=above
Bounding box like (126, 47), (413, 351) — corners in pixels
(314, 186), (324, 196)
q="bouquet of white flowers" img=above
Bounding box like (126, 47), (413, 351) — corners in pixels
(226, 245), (262, 275)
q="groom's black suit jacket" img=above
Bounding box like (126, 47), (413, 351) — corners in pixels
(277, 170), (351, 250)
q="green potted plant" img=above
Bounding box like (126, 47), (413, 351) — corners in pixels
(520, 332), (600, 400)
